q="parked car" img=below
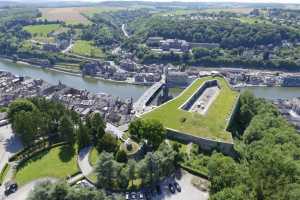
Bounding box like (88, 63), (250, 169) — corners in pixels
(126, 192), (130, 200)
(4, 181), (18, 196)
(131, 192), (137, 199)
(168, 183), (176, 194)
(137, 191), (144, 199)
(174, 182), (181, 192)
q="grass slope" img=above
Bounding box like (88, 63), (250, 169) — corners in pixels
(15, 145), (78, 186)
(142, 77), (238, 142)
(23, 24), (61, 37)
(71, 40), (105, 58)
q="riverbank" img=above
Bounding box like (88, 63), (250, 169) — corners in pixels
(14, 59), (153, 86)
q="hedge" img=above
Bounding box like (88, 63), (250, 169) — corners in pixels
(15, 142), (69, 169)
(180, 164), (209, 179)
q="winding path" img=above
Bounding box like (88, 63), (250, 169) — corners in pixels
(77, 146), (94, 176)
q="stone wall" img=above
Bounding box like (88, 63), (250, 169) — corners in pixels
(181, 79), (219, 111)
(166, 128), (235, 156)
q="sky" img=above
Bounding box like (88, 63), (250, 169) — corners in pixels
(7, 0), (300, 4)
(59, 0), (300, 4)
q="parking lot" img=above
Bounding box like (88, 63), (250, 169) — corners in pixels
(126, 171), (209, 200)
(153, 172), (208, 200)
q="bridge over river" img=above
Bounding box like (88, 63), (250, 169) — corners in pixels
(133, 76), (166, 115)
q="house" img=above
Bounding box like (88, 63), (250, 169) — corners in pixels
(120, 59), (136, 72)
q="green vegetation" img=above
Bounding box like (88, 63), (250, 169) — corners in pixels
(0, 107), (8, 113)
(23, 24), (61, 37)
(89, 148), (99, 166)
(71, 40), (105, 58)
(129, 119), (166, 149)
(0, 164), (10, 185)
(9, 98), (80, 147)
(95, 143), (177, 190)
(142, 77), (237, 142)
(208, 91), (300, 200)
(28, 181), (112, 200)
(15, 145), (78, 186)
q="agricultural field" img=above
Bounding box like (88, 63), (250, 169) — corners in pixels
(14, 145), (78, 186)
(39, 7), (123, 24)
(70, 40), (105, 58)
(142, 77), (238, 143)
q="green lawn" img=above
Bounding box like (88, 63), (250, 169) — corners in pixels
(71, 40), (105, 58)
(89, 148), (99, 167)
(23, 24), (61, 37)
(142, 77), (238, 142)
(15, 145), (78, 186)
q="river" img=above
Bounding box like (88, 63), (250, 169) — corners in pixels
(0, 59), (148, 101)
(0, 59), (299, 100)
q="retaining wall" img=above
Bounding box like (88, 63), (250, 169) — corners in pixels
(181, 80), (220, 111)
(166, 128), (235, 156)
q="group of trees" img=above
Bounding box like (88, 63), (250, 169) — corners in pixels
(0, 8), (38, 56)
(208, 91), (300, 200)
(8, 98), (80, 147)
(95, 143), (177, 190)
(8, 98), (114, 153)
(132, 16), (299, 49)
(27, 181), (119, 200)
(128, 119), (166, 150)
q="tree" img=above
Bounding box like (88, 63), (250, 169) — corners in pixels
(13, 111), (37, 146)
(128, 119), (144, 141)
(8, 99), (36, 123)
(76, 122), (91, 150)
(143, 120), (166, 150)
(86, 113), (106, 145)
(97, 133), (118, 153)
(95, 152), (115, 188)
(208, 153), (240, 194)
(116, 150), (127, 163)
(117, 167), (129, 189)
(59, 115), (75, 144)
(129, 119), (165, 150)
(128, 159), (136, 187)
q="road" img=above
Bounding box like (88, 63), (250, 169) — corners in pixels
(4, 178), (57, 200)
(61, 39), (73, 54)
(0, 125), (22, 177)
(78, 146), (93, 176)
(122, 24), (129, 38)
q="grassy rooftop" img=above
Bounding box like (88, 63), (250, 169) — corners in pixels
(142, 77), (238, 143)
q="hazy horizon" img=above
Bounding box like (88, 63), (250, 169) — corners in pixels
(4, 0), (300, 5)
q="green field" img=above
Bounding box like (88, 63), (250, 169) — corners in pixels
(142, 77), (238, 142)
(71, 40), (105, 58)
(23, 24), (61, 37)
(15, 145), (78, 186)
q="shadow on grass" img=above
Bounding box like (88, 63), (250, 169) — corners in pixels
(17, 150), (49, 170)
(59, 145), (75, 163)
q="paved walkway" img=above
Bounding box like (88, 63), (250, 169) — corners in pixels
(3, 178), (57, 200)
(106, 123), (125, 139)
(0, 125), (22, 174)
(77, 146), (94, 176)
